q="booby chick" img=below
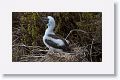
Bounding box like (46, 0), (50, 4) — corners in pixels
(43, 16), (70, 52)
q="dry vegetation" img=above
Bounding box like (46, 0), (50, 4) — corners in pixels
(12, 12), (102, 62)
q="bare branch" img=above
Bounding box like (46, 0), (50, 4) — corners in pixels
(89, 38), (94, 62)
(12, 37), (19, 44)
(65, 29), (87, 40)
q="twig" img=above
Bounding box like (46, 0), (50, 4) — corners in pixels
(65, 29), (87, 40)
(12, 44), (41, 48)
(32, 49), (49, 52)
(12, 27), (20, 30)
(12, 37), (19, 44)
(89, 38), (94, 62)
(38, 50), (49, 52)
(22, 55), (45, 58)
(91, 52), (102, 56)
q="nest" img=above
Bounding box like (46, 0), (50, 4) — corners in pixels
(12, 44), (90, 62)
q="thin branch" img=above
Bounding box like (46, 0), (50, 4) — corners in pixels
(12, 37), (19, 44)
(65, 29), (87, 40)
(32, 49), (49, 52)
(91, 52), (102, 56)
(89, 38), (94, 62)
(12, 44), (41, 48)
